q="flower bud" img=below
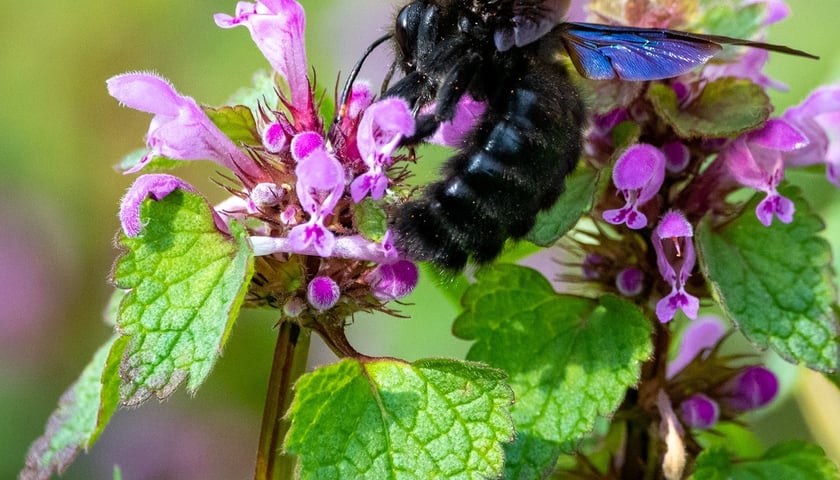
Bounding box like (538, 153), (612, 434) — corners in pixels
(615, 267), (644, 296)
(306, 276), (340, 311)
(679, 394), (720, 430)
(719, 366), (779, 412)
(368, 260), (419, 301)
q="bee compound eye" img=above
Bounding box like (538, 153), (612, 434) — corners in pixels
(395, 2), (426, 62)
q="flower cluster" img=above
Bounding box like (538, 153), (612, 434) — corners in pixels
(111, 0), (421, 333)
(667, 316), (779, 431)
(562, 0), (840, 325)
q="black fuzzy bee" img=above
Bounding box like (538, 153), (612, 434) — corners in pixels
(377, 0), (814, 270)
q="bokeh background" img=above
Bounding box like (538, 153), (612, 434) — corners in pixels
(2, 1), (839, 478)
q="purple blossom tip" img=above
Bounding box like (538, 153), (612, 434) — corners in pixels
(306, 276), (340, 311)
(119, 174), (196, 237)
(107, 71), (262, 178)
(603, 143), (665, 229)
(783, 84), (840, 187)
(662, 141), (690, 173)
(720, 366), (779, 412)
(291, 131), (325, 161)
(667, 315), (726, 379)
(215, 0), (311, 112)
(368, 260), (419, 301)
(679, 394), (720, 430)
(351, 98), (415, 202)
(262, 122), (288, 153)
(723, 119), (806, 225)
(616, 267), (644, 296)
(653, 211), (698, 322)
(656, 289), (700, 323)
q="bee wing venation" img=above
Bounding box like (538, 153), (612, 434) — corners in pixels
(557, 22), (723, 81)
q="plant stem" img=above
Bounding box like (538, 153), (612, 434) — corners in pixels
(255, 320), (310, 480)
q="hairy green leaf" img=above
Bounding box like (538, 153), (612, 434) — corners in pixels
(648, 78), (771, 139)
(285, 358), (515, 479)
(697, 187), (839, 372)
(527, 166), (599, 247)
(21, 335), (126, 480)
(353, 197), (389, 242)
(694, 441), (840, 480)
(453, 264), (653, 477)
(203, 104), (260, 146)
(113, 190), (254, 404)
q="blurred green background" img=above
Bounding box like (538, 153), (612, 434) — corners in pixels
(1, 1), (839, 478)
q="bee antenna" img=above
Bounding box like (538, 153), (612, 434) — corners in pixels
(334, 33), (393, 126)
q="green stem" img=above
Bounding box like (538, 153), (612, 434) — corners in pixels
(255, 320), (310, 480)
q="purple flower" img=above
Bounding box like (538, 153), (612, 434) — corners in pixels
(350, 98), (415, 202)
(679, 394), (720, 430)
(653, 211), (699, 323)
(262, 122), (288, 153)
(603, 144), (666, 229)
(719, 366), (779, 412)
(287, 132), (346, 256)
(107, 73), (262, 178)
(721, 119), (807, 226)
(661, 141), (690, 173)
(615, 267), (644, 297)
(428, 94), (487, 147)
(667, 316), (726, 378)
(215, 0), (312, 117)
(306, 276), (340, 311)
(783, 84), (840, 186)
(119, 174), (227, 237)
(367, 260), (419, 301)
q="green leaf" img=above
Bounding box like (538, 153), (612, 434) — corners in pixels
(116, 148), (183, 174)
(697, 187), (839, 372)
(452, 264), (653, 477)
(527, 166), (598, 247)
(21, 335), (126, 480)
(353, 197), (388, 241)
(647, 78), (771, 139)
(284, 357), (515, 479)
(113, 190), (254, 404)
(694, 441), (840, 480)
(203, 104), (260, 146)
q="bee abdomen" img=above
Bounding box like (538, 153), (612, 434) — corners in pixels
(394, 60), (585, 270)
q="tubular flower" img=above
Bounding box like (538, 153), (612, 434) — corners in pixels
(110, 0), (421, 327)
(603, 143), (666, 229)
(666, 316), (726, 379)
(107, 72), (262, 179)
(351, 98), (415, 202)
(783, 85), (840, 186)
(214, 0), (313, 121)
(721, 119), (807, 226)
(718, 366), (779, 412)
(679, 394), (720, 430)
(653, 211), (699, 323)
(288, 132), (346, 257)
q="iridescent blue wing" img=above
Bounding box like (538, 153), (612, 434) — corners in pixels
(557, 22), (817, 81)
